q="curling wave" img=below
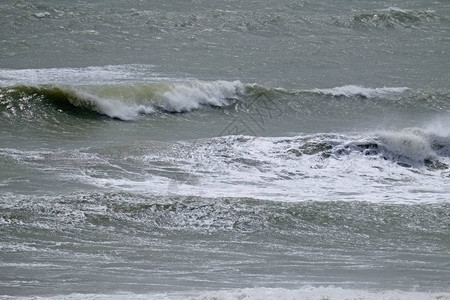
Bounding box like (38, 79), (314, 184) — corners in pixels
(0, 80), (245, 120)
(2, 81), (448, 128)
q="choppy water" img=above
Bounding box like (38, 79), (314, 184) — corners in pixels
(1, 1), (449, 299)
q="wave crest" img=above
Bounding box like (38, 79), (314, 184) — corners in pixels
(335, 7), (436, 30)
(310, 85), (408, 98)
(0, 80), (245, 120)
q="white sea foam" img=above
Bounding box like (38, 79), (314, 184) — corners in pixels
(3, 126), (448, 204)
(311, 85), (409, 98)
(33, 11), (51, 18)
(72, 89), (156, 120)
(378, 128), (435, 162)
(64, 129), (450, 204)
(187, 287), (450, 300)
(0, 65), (170, 87)
(424, 116), (450, 137)
(1, 287), (449, 300)
(160, 80), (244, 112)
(68, 80), (244, 120)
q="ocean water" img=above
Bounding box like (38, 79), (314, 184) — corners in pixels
(1, 1), (449, 299)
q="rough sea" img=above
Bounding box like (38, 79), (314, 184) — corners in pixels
(1, 1), (449, 299)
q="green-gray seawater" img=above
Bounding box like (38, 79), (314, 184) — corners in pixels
(1, 1), (449, 299)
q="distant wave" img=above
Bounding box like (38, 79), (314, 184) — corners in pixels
(0, 64), (167, 86)
(309, 85), (409, 98)
(2, 286), (448, 300)
(335, 7), (436, 29)
(246, 84), (410, 98)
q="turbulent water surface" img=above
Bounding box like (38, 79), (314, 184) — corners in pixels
(1, 0), (450, 299)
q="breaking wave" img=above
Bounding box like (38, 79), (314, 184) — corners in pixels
(246, 84), (409, 99)
(286, 128), (450, 169)
(4, 126), (447, 202)
(1, 284), (449, 300)
(309, 85), (409, 98)
(185, 287), (448, 300)
(0, 82), (415, 121)
(0, 81), (245, 120)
